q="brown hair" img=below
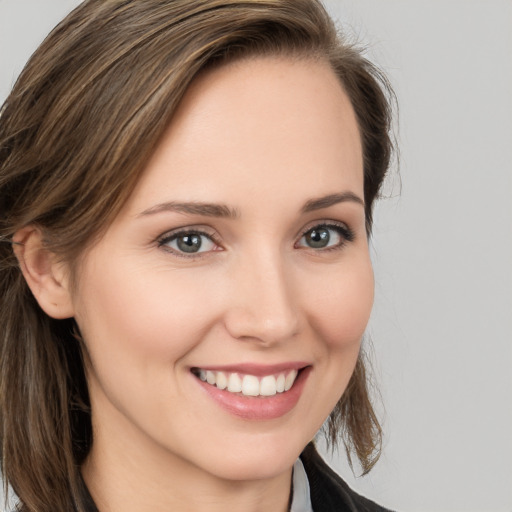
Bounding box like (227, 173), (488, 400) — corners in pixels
(0, 1), (394, 510)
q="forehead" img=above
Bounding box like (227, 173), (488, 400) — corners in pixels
(125, 56), (363, 214)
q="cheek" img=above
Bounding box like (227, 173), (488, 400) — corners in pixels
(295, 254), (374, 433)
(73, 257), (222, 369)
(72, 258), (223, 427)
(306, 256), (374, 350)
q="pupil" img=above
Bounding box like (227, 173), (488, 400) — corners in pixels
(177, 234), (202, 253)
(307, 228), (330, 248)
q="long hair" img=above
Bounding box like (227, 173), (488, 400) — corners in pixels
(0, 1), (394, 510)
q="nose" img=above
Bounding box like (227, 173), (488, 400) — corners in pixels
(223, 251), (300, 345)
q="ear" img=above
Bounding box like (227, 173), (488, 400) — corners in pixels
(13, 227), (75, 319)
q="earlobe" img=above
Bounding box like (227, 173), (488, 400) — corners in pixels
(13, 227), (75, 319)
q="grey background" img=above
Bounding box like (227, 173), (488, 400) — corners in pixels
(1, 1), (511, 511)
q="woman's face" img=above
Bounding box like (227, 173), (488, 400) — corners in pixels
(72, 56), (373, 482)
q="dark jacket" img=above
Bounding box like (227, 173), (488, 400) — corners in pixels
(81, 443), (392, 512)
(300, 443), (393, 511)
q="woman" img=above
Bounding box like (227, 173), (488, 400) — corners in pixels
(0, 1), (394, 511)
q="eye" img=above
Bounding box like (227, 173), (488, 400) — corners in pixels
(158, 230), (220, 255)
(296, 223), (354, 250)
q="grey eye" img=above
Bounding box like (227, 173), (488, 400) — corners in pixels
(176, 234), (203, 253)
(162, 232), (217, 254)
(297, 224), (351, 250)
(304, 227), (332, 248)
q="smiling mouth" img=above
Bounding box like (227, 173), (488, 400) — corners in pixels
(191, 368), (302, 397)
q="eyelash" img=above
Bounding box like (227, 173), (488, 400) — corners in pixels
(157, 228), (222, 259)
(157, 222), (355, 259)
(296, 222), (355, 252)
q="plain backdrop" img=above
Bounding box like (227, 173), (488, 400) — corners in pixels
(1, 1), (511, 511)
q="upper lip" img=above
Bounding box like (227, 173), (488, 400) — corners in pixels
(191, 362), (310, 376)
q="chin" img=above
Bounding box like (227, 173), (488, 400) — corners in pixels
(186, 430), (310, 482)
(206, 452), (296, 482)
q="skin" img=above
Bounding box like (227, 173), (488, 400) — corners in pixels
(16, 56), (374, 512)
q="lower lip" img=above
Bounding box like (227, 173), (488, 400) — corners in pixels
(195, 367), (311, 421)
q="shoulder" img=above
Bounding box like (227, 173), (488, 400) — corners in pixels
(300, 443), (394, 512)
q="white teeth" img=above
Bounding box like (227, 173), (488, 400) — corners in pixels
(216, 371), (228, 390)
(260, 375), (277, 396)
(242, 375), (260, 396)
(284, 369), (298, 391)
(276, 373), (285, 393)
(227, 373), (242, 393)
(196, 368), (300, 396)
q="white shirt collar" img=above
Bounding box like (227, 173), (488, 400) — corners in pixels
(290, 458), (313, 512)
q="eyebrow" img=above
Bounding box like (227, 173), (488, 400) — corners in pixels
(138, 192), (364, 219)
(301, 192), (365, 212)
(138, 201), (240, 219)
